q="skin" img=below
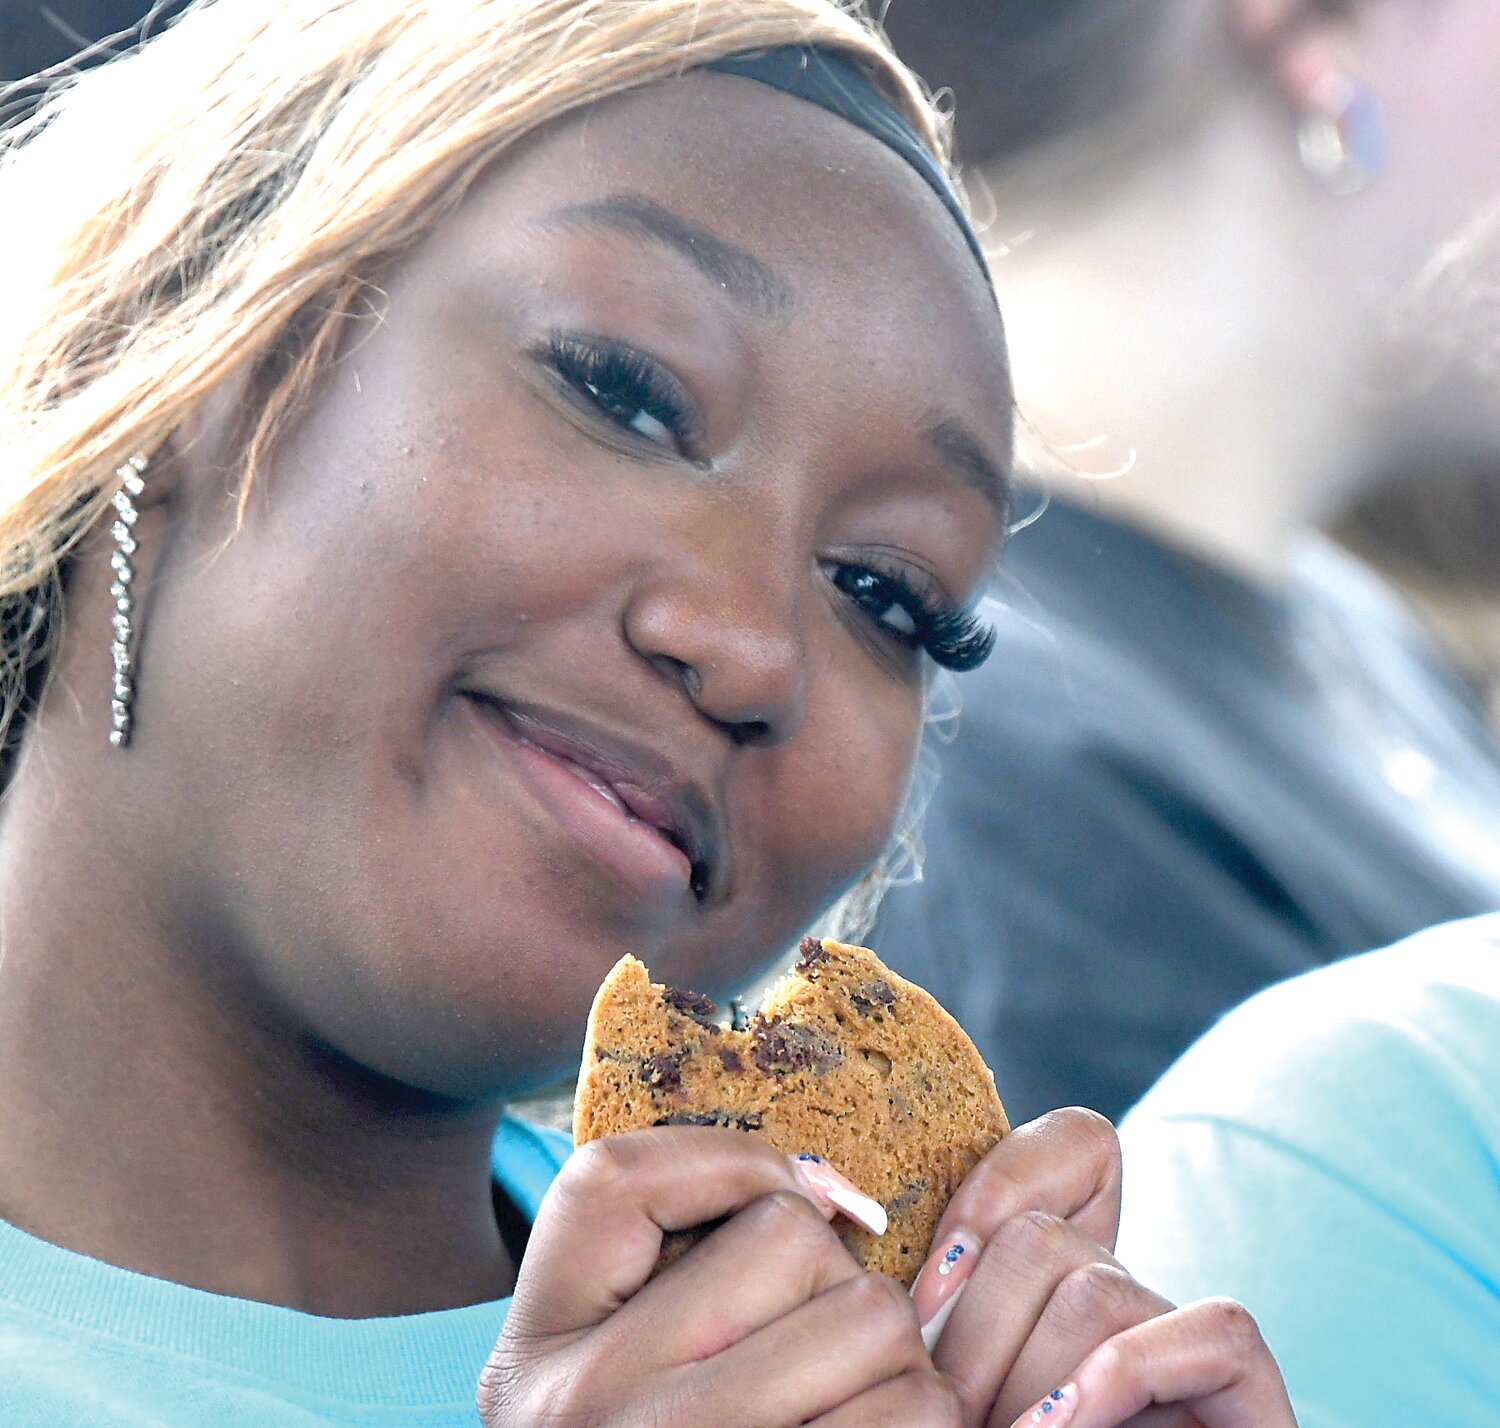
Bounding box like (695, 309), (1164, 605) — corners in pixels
(0, 63), (1295, 1426)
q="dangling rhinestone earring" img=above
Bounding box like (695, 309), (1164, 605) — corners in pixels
(108, 454), (147, 749)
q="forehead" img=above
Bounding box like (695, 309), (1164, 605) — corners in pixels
(423, 69), (1012, 468)
(550, 70), (994, 305)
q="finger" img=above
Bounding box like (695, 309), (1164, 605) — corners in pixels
(507, 1127), (836, 1339)
(1010, 1299), (1296, 1428)
(807, 1367), (964, 1428)
(921, 1212), (1164, 1426)
(679, 1271), (934, 1426)
(989, 1259), (1173, 1427)
(608, 1185), (865, 1362)
(913, 1110), (1121, 1341)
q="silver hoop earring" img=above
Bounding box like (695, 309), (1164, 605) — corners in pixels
(108, 454), (147, 749)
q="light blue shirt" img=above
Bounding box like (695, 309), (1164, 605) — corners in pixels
(0, 1117), (570, 1426)
(1116, 916), (1500, 1427)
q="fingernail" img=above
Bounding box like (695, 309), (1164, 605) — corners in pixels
(1009, 1384), (1076, 1428)
(909, 1229), (980, 1337)
(787, 1154), (888, 1235)
(919, 1279), (965, 1352)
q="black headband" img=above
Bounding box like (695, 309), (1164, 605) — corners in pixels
(705, 45), (992, 291)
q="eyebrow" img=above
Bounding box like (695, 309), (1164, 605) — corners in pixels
(536, 194), (790, 318)
(923, 413), (1013, 525)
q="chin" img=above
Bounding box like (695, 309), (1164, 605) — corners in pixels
(322, 999), (584, 1105)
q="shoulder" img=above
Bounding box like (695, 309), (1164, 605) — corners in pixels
(1120, 914), (1500, 1196)
(1126, 913), (1500, 1132)
(1116, 916), (1500, 1424)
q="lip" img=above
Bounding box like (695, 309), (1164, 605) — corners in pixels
(461, 693), (723, 905)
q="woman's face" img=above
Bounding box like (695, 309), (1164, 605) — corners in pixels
(95, 72), (1010, 1094)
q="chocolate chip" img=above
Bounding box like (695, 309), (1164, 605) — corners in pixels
(717, 1047), (744, 1073)
(655, 1109), (764, 1132)
(662, 986), (719, 1028)
(850, 981), (897, 1017)
(640, 1051), (686, 1092)
(796, 936), (830, 970)
(885, 1178), (932, 1217)
(750, 1015), (844, 1075)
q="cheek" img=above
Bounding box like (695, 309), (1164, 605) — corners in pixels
(772, 680), (924, 890)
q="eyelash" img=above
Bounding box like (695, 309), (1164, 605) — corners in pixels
(546, 329), (703, 455)
(827, 559), (996, 672)
(544, 329), (995, 673)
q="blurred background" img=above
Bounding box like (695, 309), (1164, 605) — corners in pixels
(1, 1), (186, 112)
(875, 0), (1500, 1124)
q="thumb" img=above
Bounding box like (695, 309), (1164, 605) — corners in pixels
(504, 1126), (828, 1341)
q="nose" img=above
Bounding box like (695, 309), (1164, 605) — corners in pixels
(622, 511), (808, 747)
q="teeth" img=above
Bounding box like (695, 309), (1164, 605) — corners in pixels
(519, 734), (638, 821)
(580, 770), (631, 816)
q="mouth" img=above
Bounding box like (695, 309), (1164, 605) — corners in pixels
(461, 692), (719, 905)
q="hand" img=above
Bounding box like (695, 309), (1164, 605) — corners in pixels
(910, 1109), (1296, 1427)
(478, 1125), (962, 1426)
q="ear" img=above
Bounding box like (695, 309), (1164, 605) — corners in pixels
(148, 356), (265, 513)
(1231, 0), (1388, 193)
(1232, 0), (1366, 111)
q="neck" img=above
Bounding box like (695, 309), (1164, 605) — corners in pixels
(987, 75), (1375, 585)
(0, 750), (515, 1318)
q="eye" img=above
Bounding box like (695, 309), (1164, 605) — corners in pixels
(832, 566), (920, 638)
(825, 559), (996, 673)
(546, 329), (703, 456)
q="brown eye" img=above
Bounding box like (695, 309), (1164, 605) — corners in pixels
(546, 330), (702, 456)
(825, 560), (997, 672)
(831, 565), (921, 639)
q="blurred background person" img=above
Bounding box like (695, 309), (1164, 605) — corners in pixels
(1116, 214), (1500, 1409)
(1108, 216), (1500, 1421)
(1116, 910), (1500, 1423)
(1326, 207), (1500, 726)
(875, 0), (1500, 1124)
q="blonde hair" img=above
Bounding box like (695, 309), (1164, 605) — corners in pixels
(0, 0), (966, 934)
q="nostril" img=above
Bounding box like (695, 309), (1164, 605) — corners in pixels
(647, 651), (776, 744)
(730, 717), (774, 748)
(677, 660), (704, 703)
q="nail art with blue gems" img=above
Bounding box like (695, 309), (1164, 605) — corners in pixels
(936, 1242), (965, 1276)
(1013, 1384), (1075, 1428)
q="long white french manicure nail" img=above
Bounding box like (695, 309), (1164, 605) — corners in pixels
(910, 1229), (979, 1342)
(788, 1154), (888, 1235)
(920, 1280), (965, 1351)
